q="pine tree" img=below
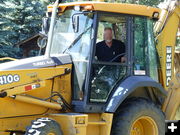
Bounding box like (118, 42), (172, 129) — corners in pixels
(0, 0), (45, 46)
(0, 0), (46, 58)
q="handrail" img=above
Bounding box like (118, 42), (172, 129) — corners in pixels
(0, 57), (17, 61)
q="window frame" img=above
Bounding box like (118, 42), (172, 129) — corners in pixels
(85, 11), (132, 105)
(72, 11), (134, 113)
(71, 11), (97, 101)
(147, 19), (159, 82)
(132, 16), (149, 76)
(88, 12), (131, 103)
(92, 12), (129, 66)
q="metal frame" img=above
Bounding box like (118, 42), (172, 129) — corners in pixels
(105, 76), (167, 112)
(132, 16), (149, 76)
(72, 11), (168, 113)
(72, 11), (133, 113)
(72, 11), (102, 112)
(45, 0), (59, 58)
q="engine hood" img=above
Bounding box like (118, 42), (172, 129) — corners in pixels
(0, 54), (72, 71)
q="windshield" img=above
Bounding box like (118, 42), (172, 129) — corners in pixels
(50, 9), (94, 100)
(50, 9), (94, 55)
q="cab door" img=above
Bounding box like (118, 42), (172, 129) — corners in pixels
(72, 12), (131, 113)
(89, 12), (129, 103)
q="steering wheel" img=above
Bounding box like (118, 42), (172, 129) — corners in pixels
(90, 53), (126, 100)
(97, 53), (126, 75)
(110, 53), (126, 62)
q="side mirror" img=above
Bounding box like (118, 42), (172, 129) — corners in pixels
(37, 36), (47, 49)
(72, 15), (79, 33)
(42, 17), (50, 34)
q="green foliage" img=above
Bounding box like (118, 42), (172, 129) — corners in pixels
(176, 36), (180, 51)
(0, 0), (45, 46)
(0, 44), (22, 58)
(40, 0), (72, 5)
(0, 0), (46, 58)
(114, 0), (163, 7)
(69, 0), (163, 6)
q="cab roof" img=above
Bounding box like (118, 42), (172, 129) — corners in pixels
(48, 2), (160, 18)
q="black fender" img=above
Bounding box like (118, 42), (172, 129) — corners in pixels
(105, 76), (167, 113)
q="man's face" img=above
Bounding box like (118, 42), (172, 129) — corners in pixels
(104, 29), (113, 42)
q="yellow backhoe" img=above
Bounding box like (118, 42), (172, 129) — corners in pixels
(0, 0), (179, 135)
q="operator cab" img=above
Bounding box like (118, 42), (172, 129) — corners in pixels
(44, 3), (160, 112)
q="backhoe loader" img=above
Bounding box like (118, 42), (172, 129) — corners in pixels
(0, 0), (179, 135)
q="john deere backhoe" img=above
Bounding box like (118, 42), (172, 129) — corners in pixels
(0, 0), (179, 135)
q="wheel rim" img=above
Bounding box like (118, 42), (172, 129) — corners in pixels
(130, 116), (158, 135)
(47, 133), (55, 135)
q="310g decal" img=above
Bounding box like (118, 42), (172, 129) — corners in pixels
(0, 74), (20, 85)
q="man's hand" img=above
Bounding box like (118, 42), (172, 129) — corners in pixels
(121, 56), (126, 63)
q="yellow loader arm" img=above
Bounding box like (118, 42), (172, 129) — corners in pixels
(162, 52), (180, 119)
(154, 0), (180, 119)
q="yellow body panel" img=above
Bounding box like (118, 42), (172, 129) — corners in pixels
(162, 52), (180, 119)
(0, 1), (179, 134)
(48, 2), (160, 18)
(0, 65), (66, 90)
(0, 113), (113, 135)
(156, 7), (179, 90)
(0, 64), (72, 118)
(0, 80), (51, 118)
(154, 2), (180, 119)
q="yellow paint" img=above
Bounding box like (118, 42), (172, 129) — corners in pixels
(0, 65), (67, 90)
(0, 113), (113, 135)
(0, 64), (72, 118)
(155, 7), (179, 90)
(130, 116), (158, 135)
(13, 95), (62, 110)
(162, 52), (180, 119)
(0, 132), (10, 135)
(48, 2), (160, 18)
(0, 57), (17, 61)
(155, 3), (180, 120)
(0, 1), (179, 134)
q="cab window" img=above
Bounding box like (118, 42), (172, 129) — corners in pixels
(89, 13), (128, 102)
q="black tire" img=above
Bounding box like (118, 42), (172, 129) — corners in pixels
(25, 118), (63, 135)
(111, 98), (165, 135)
